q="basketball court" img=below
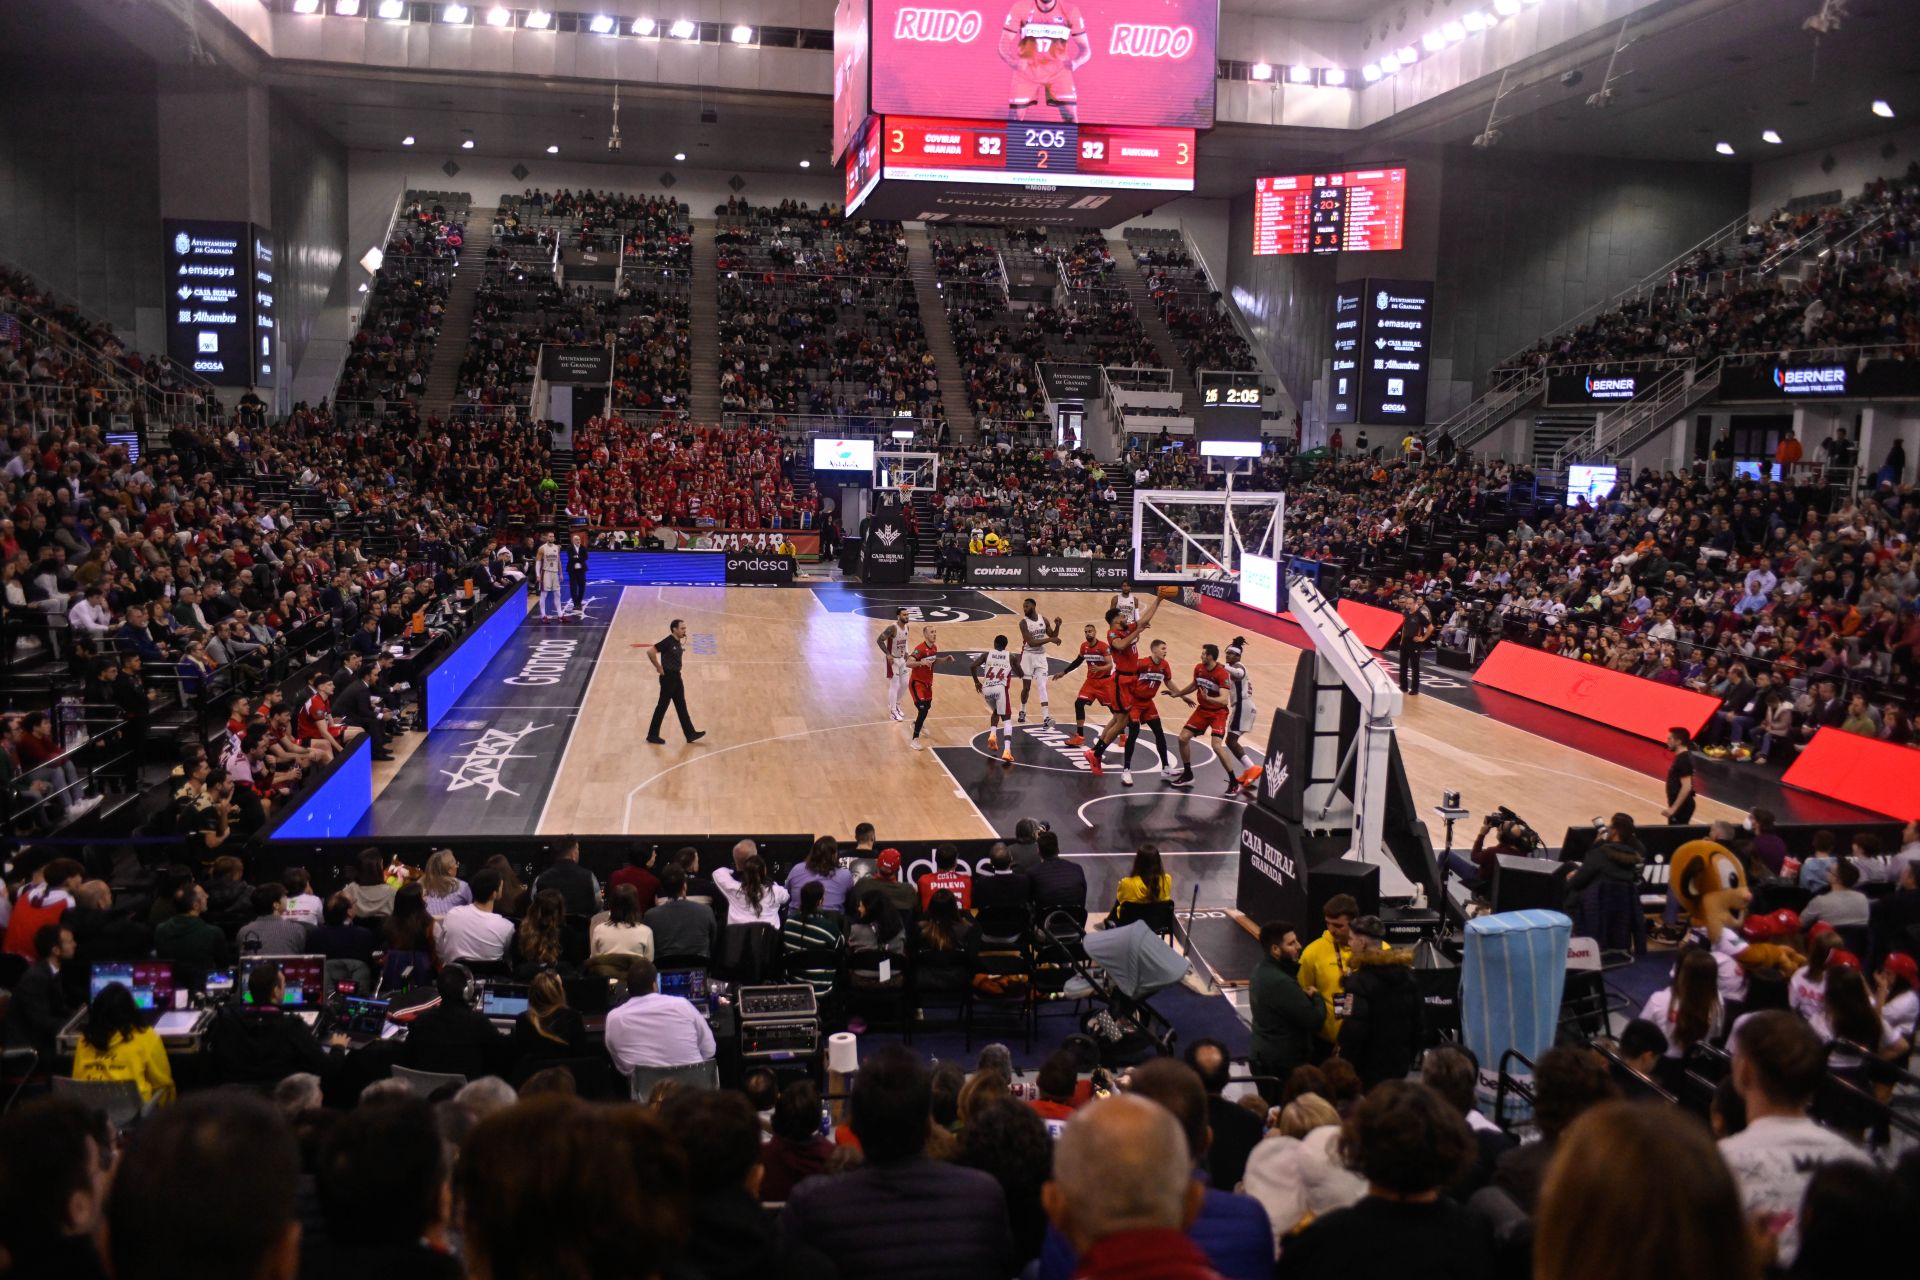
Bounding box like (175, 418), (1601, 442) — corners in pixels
(362, 581), (1751, 861)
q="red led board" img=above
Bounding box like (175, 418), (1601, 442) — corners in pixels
(876, 114), (1194, 191)
(1253, 167), (1408, 256)
(1193, 591), (1407, 653)
(1472, 642), (1719, 743)
(1783, 728), (1920, 819)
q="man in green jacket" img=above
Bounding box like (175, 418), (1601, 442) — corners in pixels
(153, 882), (231, 984)
(1248, 921), (1325, 1102)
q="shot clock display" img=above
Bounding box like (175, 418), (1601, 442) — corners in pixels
(1196, 369), (1264, 457)
(1253, 167), (1407, 256)
(869, 115), (1196, 192)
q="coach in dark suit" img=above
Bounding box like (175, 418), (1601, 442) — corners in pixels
(565, 533), (590, 616)
(333, 668), (392, 761)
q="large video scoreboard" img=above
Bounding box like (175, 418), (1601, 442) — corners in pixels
(837, 0), (1216, 225)
(1253, 167), (1407, 256)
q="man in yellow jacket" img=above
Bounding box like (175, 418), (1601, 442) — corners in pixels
(1296, 893), (1359, 1050)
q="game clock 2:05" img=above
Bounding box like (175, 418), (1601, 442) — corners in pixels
(1203, 386), (1260, 406)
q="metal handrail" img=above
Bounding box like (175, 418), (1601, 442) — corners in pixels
(1613, 361), (1725, 462)
(1431, 366), (1544, 450)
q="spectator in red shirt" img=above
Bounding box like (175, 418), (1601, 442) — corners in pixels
(1029, 1049), (1082, 1125)
(609, 845), (662, 914)
(916, 846), (973, 911)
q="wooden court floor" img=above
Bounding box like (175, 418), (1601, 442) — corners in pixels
(503, 585), (1744, 847)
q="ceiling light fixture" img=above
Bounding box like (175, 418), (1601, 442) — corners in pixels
(588, 14), (614, 33)
(1442, 21), (1466, 42)
(1715, 141), (1735, 155)
(1362, 62), (1382, 82)
(799, 159), (811, 168)
(333, 0), (361, 13)
(461, 138), (475, 149)
(674, 151), (686, 161)
(401, 134), (415, 146)
(292, 0), (321, 13)
(377, 0), (404, 15)
(1322, 67), (1347, 86)
(730, 24), (753, 43)
(485, 5), (510, 25)
(546, 144), (559, 153)
(1761, 129), (1782, 144)
(1422, 31), (1446, 52)
(1285, 64), (1311, 84)
(633, 16), (655, 34)
(669, 18), (695, 38)
(1396, 45), (1417, 64)
(526, 9), (551, 28)
(1463, 11), (1487, 32)
(442, 3), (467, 23)
(1378, 54), (1399, 74)
(1872, 99), (1895, 118)
(1494, 0), (1521, 15)
(1249, 62), (1272, 81)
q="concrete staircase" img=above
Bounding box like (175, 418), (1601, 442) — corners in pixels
(1105, 236), (1201, 419)
(904, 227), (977, 439)
(689, 219), (724, 423)
(417, 207), (495, 420)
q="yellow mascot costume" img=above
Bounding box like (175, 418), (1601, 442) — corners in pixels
(1668, 840), (1803, 977)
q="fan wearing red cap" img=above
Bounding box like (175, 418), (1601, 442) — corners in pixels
(1741, 909), (1802, 943)
(852, 848), (919, 916)
(1879, 953), (1919, 1048)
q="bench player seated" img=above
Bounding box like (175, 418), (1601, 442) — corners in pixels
(999, 0), (1091, 123)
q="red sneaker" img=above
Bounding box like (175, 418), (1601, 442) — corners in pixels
(1084, 748), (1103, 776)
(1237, 764), (1265, 787)
(1065, 733), (1085, 747)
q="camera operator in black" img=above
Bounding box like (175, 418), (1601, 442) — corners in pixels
(1442, 810), (1534, 894)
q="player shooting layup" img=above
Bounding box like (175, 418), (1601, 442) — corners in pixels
(972, 636), (1016, 764)
(877, 608), (912, 721)
(1082, 592), (1162, 778)
(1000, 0), (1091, 123)
(1014, 598), (1062, 728)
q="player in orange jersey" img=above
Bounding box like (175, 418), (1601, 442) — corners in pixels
(999, 0), (1091, 123)
(1082, 594), (1163, 779)
(1167, 643), (1263, 792)
(1114, 638), (1183, 788)
(1059, 621), (1116, 746)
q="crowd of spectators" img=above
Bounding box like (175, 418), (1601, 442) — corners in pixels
(1133, 241), (1258, 375)
(1, 267), (209, 430)
(335, 258), (450, 415)
(1501, 170), (1920, 373)
(384, 196), (467, 261)
(568, 418), (816, 534)
(932, 439), (1131, 564)
(495, 188), (692, 268)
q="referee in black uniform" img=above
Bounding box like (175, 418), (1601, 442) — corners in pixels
(564, 532), (590, 617)
(1397, 594), (1433, 696)
(643, 619), (706, 744)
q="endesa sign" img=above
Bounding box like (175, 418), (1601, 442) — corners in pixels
(865, 0), (1217, 131)
(1545, 371), (1643, 406)
(724, 553), (797, 586)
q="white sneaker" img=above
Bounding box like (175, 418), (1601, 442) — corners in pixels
(890, 708), (904, 721)
(1042, 715), (1056, 729)
(67, 795), (104, 816)
(1017, 708), (1027, 724)
(1121, 769), (1134, 787)
(910, 737), (924, 750)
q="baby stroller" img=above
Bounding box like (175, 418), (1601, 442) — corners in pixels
(1038, 916), (1190, 1066)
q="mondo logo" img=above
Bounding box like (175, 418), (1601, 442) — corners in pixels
(1109, 24), (1194, 57)
(892, 8), (982, 41)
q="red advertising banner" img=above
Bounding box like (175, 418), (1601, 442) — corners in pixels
(869, 0), (1217, 130)
(1783, 728), (1920, 819)
(1193, 592), (1406, 653)
(1472, 642), (1719, 743)
(833, 0), (873, 162)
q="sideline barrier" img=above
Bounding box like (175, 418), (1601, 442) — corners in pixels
(583, 550), (796, 586)
(1472, 641), (1719, 743)
(965, 555), (1130, 590)
(263, 733), (374, 843)
(1783, 728), (1920, 819)
(1190, 590), (1405, 652)
(421, 587), (526, 731)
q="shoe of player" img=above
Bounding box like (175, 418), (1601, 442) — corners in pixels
(1121, 769), (1134, 787)
(988, 733), (998, 752)
(1042, 715), (1056, 730)
(1225, 779), (1243, 797)
(1084, 748), (1103, 776)
(1164, 756), (1179, 773)
(1001, 745), (1014, 764)
(1237, 764), (1265, 787)
(890, 708), (904, 722)
(1065, 732), (1084, 747)
(1170, 769), (1194, 788)
(1017, 708), (1027, 724)
(910, 737), (924, 751)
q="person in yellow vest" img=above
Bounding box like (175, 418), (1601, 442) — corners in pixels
(969, 530), (986, 556)
(71, 982), (176, 1107)
(1296, 893), (1359, 1050)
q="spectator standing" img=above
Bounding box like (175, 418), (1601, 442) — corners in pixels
(1297, 895), (1356, 1050)
(1248, 921), (1325, 1098)
(1335, 915), (1423, 1089)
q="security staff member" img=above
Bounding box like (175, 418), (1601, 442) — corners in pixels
(565, 533), (590, 617)
(1398, 594), (1433, 696)
(642, 619), (706, 745)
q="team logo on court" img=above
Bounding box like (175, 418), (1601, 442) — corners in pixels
(441, 722), (551, 798)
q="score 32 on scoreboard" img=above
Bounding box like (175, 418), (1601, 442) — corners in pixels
(861, 115), (1195, 199)
(1253, 167), (1407, 256)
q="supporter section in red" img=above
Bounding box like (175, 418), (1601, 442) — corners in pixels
(1472, 642), (1718, 743)
(1782, 728), (1920, 819)
(1193, 592), (1405, 652)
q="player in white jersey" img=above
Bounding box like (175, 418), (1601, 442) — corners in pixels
(1014, 598), (1062, 728)
(971, 635), (1016, 764)
(1222, 638), (1263, 794)
(875, 608), (913, 721)
(1110, 582), (1141, 629)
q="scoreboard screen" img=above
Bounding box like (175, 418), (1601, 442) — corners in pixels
(867, 0), (1217, 131)
(1195, 369), (1264, 457)
(833, 0), (872, 162)
(1253, 167), (1407, 256)
(868, 115), (1194, 195)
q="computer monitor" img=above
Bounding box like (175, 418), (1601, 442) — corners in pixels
(89, 961), (175, 1011)
(237, 955), (328, 1007)
(479, 983), (530, 1018)
(658, 968), (710, 1008)
(341, 995), (391, 1036)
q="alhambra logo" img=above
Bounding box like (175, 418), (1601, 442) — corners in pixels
(441, 722), (552, 798)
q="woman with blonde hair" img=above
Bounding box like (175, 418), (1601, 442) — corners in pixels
(1241, 1092), (1366, 1256)
(420, 849), (471, 917)
(505, 971), (586, 1077)
(1535, 1101), (1755, 1280)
